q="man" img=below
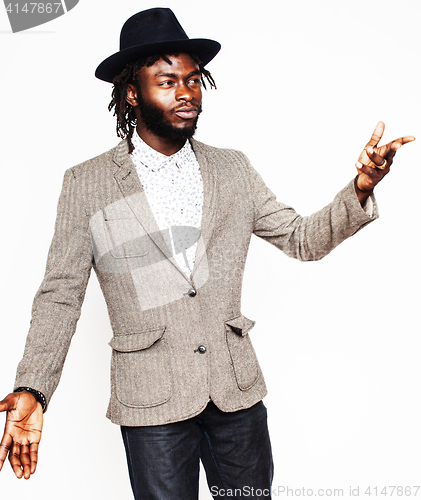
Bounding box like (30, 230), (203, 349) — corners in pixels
(0, 7), (415, 499)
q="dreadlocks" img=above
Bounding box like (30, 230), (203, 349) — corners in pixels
(108, 53), (216, 154)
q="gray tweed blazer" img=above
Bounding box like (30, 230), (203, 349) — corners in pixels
(14, 138), (377, 426)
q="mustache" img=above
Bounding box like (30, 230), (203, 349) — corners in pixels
(171, 103), (203, 115)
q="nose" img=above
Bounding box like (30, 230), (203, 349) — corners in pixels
(175, 82), (193, 102)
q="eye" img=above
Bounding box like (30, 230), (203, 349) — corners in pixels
(188, 78), (202, 87)
(159, 80), (175, 87)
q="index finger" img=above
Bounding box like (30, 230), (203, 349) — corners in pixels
(0, 432), (12, 471)
(384, 136), (416, 162)
(366, 121), (385, 148)
(390, 136), (416, 148)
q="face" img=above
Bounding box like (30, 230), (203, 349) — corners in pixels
(127, 53), (203, 141)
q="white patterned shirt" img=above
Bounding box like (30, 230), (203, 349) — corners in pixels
(131, 131), (204, 278)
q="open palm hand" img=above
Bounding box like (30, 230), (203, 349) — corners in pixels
(0, 392), (43, 479)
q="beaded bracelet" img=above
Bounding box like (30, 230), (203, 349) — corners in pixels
(14, 387), (47, 413)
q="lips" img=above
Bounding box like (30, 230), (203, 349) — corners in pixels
(174, 107), (198, 120)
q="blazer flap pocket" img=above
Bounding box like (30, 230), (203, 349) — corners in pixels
(104, 216), (151, 259)
(225, 315), (255, 336)
(109, 327), (166, 352)
(110, 236), (151, 259)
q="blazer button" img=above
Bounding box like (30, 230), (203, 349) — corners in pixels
(187, 288), (197, 297)
(198, 345), (207, 354)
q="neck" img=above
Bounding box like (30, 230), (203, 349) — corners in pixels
(136, 124), (186, 156)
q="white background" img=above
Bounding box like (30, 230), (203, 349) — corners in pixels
(0, 0), (420, 498)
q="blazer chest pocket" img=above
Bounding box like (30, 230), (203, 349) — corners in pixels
(105, 217), (151, 259)
(225, 315), (259, 391)
(109, 327), (172, 408)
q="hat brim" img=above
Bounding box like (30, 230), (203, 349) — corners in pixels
(95, 38), (221, 83)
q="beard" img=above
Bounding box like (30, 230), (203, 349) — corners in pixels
(137, 91), (202, 141)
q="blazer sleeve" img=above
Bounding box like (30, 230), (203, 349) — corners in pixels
(14, 168), (93, 410)
(243, 154), (378, 261)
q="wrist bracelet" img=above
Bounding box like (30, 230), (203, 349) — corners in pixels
(14, 387), (47, 413)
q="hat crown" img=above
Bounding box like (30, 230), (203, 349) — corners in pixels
(120, 8), (189, 51)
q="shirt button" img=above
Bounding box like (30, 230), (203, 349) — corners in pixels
(198, 345), (207, 354)
(187, 288), (197, 297)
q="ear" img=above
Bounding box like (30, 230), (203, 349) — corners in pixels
(126, 84), (139, 107)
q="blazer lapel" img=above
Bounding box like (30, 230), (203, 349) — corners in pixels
(190, 139), (219, 277)
(112, 141), (190, 282)
(111, 139), (219, 286)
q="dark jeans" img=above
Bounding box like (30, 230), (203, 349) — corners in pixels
(121, 400), (274, 499)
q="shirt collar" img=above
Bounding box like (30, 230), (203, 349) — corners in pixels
(131, 130), (194, 172)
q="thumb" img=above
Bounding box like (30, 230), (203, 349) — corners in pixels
(0, 393), (18, 413)
(366, 121), (385, 148)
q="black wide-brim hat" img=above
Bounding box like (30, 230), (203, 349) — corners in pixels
(95, 8), (221, 83)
